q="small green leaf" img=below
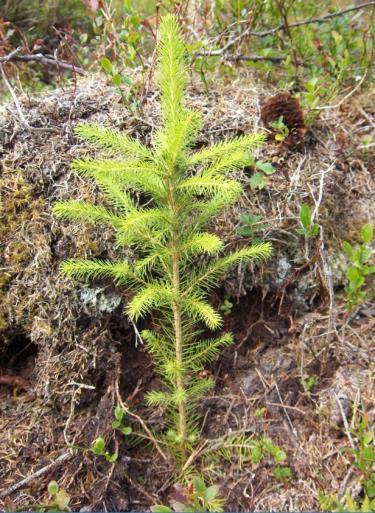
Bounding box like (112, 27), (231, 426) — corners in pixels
(250, 172), (266, 190)
(353, 247), (365, 264)
(172, 502), (193, 512)
(275, 133), (285, 142)
(262, 437), (274, 453)
(300, 204), (311, 230)
(347, 266), (360, 282)
(239, 213), (254, 224)
(342, 240), (353, 256)
(303, 376), (318, 392)
(274, 449), (287, 463)
(311, 224), (320, 237)
(204, 484), (220, 502)
(237, 226), (253, 237)
(188, 433), (197, 443)
(194, 477), (206, 494)
(48, 481), (59, 495)
(54, 489), (70, 511)
(93, 436), (105, 452)
(363, 431), (373, 445)
(361, 223), (373, 244)
(360, 415), (369, 430)
(251, 445), (262, 464)
(101, 57), (113, 75)
(365, 478), (375, 498)
(112, 73), (122, 86)
(114, 406), (124, 421)
(306, 77), (319, 91)
(112, 420), (121, 429)
(362, 446), (375, 463)
(255, 160), (276, 175)
(151, 506), (173, 513)
(121, 426), (132, 435)
(273, 466), (292, 481)
(361, 248), (372, 264)
(106, 452), (118, 463)
(254, 407), (266, 418)
(122, 75), (133, 86)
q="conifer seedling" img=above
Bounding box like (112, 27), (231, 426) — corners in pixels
(54, 15), (272, 458)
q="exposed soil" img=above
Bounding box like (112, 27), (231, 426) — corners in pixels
(0, 72), (374, 511)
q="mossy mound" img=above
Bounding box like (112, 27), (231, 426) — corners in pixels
(0, 73), (373, 511)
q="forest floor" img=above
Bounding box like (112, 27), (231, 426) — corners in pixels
(0, 72), (374, 511)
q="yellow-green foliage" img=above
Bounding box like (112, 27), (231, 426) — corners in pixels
(53, 15), (272, 458)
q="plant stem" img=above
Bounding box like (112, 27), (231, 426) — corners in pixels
(171, 229), (187, 444)
(168, 171), (187, 445)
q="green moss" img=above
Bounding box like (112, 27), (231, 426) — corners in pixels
(0, 167), (47, 336)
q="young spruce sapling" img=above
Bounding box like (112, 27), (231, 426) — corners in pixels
(53, 15), (272, 457)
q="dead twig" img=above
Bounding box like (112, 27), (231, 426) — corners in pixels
(0, 61), (61, 133)
(194, 51), (286, 62)
(0, 452), (72, 499)
(334, 392), (356, 450)
(0, 61), (31, 128)
(113, 361), (169, 463)
(131, 320), (145, 347)
(274, 381), (299, 439)
(195, 2), (374, 61)
(242, 2), (374, 39)
(0, 47), (85, 76)
(259, 1), (375, 36)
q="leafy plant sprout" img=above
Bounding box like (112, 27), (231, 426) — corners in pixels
(342, 223), (374, 311)
(53, 15), (272, 460)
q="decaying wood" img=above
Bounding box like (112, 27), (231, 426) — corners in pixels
(0, 375), (28, 388)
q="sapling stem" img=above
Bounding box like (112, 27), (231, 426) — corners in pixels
(168, 167), (187, 444)
(171, 244), (187, 443)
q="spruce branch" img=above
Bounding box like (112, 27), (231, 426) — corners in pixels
(184, 242), (273, 295)
(188, 133), (265, 167)
(72, 158), (166, 198)
(181, 233), (223, 257)
(61, 259), (131, 283)
(184, 333), (233, 370)
(178, 175), (243, 197)
(74, 124), (153, 161)
(183, 295), (223, 329)
(157, 15), (188, 130)
(53, 201), (124, 227)
(126, 283), (173, 320)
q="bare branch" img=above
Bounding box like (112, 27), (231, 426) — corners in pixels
(0, 49), (86, 75)
(0, 62), (61, 133)
(0, 452), (72, 499)
(195, 1), (375, 60)
(0, 62), (30, 127)
(260, 1), (375, 37)
(195, 51), (285, 62)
